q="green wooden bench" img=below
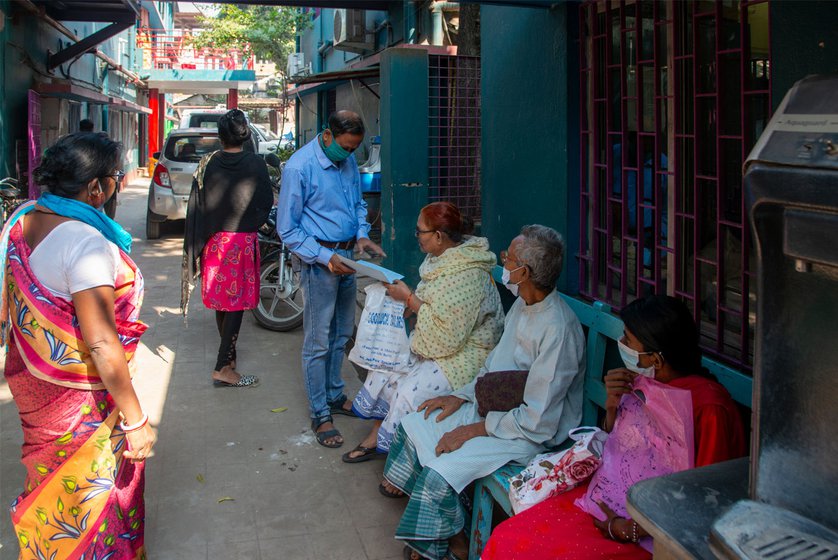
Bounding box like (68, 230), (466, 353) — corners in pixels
(467, 293), (753, 560)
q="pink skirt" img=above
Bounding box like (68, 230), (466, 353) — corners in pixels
(201, 231), (260, 311)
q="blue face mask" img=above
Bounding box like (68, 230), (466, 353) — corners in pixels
(319, 131), (352, 163)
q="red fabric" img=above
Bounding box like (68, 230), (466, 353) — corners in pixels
(201, 231), (260, 311)
(483, 374), (747, 559)
(482, 485), (651, 560)
(668, 375), (747, 467)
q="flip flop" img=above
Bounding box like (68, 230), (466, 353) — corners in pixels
(329, 395), (359, 418)
(403, 545), (421, 560)
(213, 374), (259, 388)
(378, 482), (407, 499)
(342, 445), (385, 463)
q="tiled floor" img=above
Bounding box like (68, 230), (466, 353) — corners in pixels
(0, 180), (405, 560)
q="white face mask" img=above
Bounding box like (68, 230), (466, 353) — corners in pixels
(617, 339), (656, 378)
(501, 265), (524, 297)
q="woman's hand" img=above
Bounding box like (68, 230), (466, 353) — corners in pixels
(122, 423), (156, 464)
(593, 501), (637, 542)
(435, 422), (487, 456)
(384, 280), (412, 303)
(418, 395), (465, 421)
(604, 368), (637, 411)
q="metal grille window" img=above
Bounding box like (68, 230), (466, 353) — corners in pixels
(578, 0), (771, 369)
(429, 55), (482, 220)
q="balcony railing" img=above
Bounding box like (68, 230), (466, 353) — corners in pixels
(136, 28), (255, 71)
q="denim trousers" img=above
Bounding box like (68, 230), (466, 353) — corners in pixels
(300, 248), (356, 421)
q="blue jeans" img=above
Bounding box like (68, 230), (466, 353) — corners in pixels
(300, 249), (356, 421)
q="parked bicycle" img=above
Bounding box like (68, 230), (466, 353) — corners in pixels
(251, 155), (304, 331)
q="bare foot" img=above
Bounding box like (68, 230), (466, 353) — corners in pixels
(211, 365), (241, 385)
(380, 479), (404, 498)
(448, 531), (468, 560)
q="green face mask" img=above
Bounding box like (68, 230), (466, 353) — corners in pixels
(319, 131), (352, 163)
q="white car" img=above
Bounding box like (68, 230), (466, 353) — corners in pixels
(146, 128), (257, 239)
(251, 124), (281, 155)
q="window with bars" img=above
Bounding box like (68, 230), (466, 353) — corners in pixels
(428, 54), (482, 221)
(577, 0), (771, 369)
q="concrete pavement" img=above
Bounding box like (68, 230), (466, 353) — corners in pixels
(0, 180), (406, 560)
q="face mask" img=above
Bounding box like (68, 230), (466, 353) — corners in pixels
(320, 131), (352, 163)
(501, 265), (524, 297)
(617, 339), (656, 378)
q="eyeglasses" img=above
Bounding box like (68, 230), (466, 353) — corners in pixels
(105, 171), (125, 185)
(415, 228), (436, 237)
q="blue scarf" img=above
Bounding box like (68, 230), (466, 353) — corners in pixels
(37, 192), (133, 253)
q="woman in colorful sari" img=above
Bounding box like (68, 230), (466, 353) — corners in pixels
(481, 295), (746, 560)
(182, 109), (273, 388)
(1, 132), (154, 560)
(338, 202), (504, 472)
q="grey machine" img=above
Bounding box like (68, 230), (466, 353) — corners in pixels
(628, 75), (838, 559)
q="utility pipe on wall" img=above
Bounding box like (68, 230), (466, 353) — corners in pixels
(318, 40), (333, 57)
(15, 0), (145, 85)
(405, 0), (416, 44)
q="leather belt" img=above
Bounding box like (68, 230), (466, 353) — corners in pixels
(317, 239), (355, 250)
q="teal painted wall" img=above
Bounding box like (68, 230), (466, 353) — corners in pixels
(479, 4), (579, 293)
(1, 7), (143, 176)
(770, 1), (838, 108)
(380, 48), (429, 286)
(298, 8), (391, 75)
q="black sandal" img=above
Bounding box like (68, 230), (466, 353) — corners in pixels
(341, 444), (385, 463)
(329, 394), (359, 418)
(311, 416), (343, 449)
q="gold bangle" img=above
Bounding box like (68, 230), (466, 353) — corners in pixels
(407, 293), (414, 310)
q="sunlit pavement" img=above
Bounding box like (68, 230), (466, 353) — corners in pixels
(0, 179), (405, 560)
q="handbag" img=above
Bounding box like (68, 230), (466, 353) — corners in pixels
(509, 426), (608, 514)
(474, 370), (529, 418)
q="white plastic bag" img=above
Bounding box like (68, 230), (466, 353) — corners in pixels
(509, 426), (608, 514)
(348, 283), (411, 373)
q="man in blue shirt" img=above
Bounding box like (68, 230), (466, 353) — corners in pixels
(278, 111), (385, 448)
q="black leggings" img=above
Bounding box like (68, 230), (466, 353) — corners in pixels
(215, 310), (243, 371)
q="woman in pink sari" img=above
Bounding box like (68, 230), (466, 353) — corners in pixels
(1, 133), (154, 560)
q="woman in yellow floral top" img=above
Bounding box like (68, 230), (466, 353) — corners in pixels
(340, 202), (504, 474)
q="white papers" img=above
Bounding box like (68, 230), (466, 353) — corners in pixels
(337, 255), (404, 283)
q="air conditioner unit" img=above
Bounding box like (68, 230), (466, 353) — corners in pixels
(334, 9), (372, 53)
(286, 52), (308, 77)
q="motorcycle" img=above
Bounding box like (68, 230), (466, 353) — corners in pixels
(0, 177), (25, 228)
(251, 155), (305, 332)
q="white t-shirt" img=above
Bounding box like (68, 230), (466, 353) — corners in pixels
(28, 220), (121, 301)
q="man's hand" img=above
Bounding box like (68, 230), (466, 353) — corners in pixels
(435, 422), (487, 456)
(356, 237), (386, 258)
(327, 253), (356, 275)
(418, 395), (465, 421)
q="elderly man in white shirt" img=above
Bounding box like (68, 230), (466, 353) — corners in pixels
(381, 225), (586, 560)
